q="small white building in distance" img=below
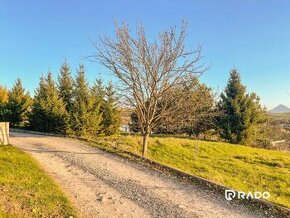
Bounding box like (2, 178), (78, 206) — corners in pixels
(120, 124), (130, 133)
(119, 107), (132, 133)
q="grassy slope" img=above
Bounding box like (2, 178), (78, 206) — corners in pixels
(96, 135), (290, 208)
(0, 145), (76, 218)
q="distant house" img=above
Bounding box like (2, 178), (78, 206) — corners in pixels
(281, 123), (290, 129)
(119, 107), (133, 133)
(120, 124), (130, 132)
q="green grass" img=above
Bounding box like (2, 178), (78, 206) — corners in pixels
(95, 134), (290, 208)
(0, 145), (76, 218)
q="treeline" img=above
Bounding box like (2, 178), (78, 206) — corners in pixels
(0, 65), (268, 146)
(130, 69), (268, 146)
(0, 62), (120, 137)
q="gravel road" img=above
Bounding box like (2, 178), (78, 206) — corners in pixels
(10, 132), (271, 218)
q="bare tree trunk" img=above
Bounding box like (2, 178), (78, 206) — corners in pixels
(142, 129), (149, 157)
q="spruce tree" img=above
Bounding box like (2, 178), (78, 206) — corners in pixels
(217, 69), (267, 144)
(58, 61), (74, 113)
(29, 73), (68, 134)
(101, 82), (121, 135)
(7, 79), (31, 126)
(71, 65), (102, 137)
(91, 78), (105, 106)
(91, 78), (105, 131)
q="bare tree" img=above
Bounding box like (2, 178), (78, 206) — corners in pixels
(91, 22), (205, 156)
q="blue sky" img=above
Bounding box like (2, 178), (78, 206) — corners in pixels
(1, 0), (290, 109)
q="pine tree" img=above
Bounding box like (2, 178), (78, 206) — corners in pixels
(217, 69), (267, 144)
(70, 65), (102, 137)
(7, 79), (31, 126)
(101, 82), (121, 135)
(29, 73), (69, 134)
(58, 61), (74, 113)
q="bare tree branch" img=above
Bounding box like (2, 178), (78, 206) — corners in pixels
(90, 21), (206, 156)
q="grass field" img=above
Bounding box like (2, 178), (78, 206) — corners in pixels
(269, 112), (290, 121)
(0, 145), (76, 218)
(95, 134), (290, 208)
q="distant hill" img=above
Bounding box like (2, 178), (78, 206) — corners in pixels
(269, 104), (290, 113)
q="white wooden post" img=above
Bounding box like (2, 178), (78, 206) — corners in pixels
(0, 122), (9, 145)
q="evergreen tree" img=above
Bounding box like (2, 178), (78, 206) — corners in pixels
(7, 79), (31, 126)
(0, 85), (9, 121)
(217, 69), (267, 144)
(91, 78), (105, 131)
(101, 82), (121, 135)
(71, 65), (102, 137)
(57, 61), (74, 113)
(29, 73), (68, 134)
(91, 79), (122, 135)
(91, 78), (105, 106)
(136, 77), (216, 137)
(129, 111), (141, 132)
(175, 77), (216, 137)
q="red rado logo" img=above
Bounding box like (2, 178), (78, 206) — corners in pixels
(225, 190), (270, 201)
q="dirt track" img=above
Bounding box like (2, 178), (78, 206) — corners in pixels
(10, 132), (268, 218)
